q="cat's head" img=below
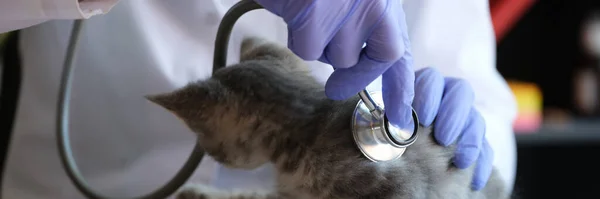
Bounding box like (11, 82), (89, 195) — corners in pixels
(146, 79), (273, 169)
(146, 37), (321, 169)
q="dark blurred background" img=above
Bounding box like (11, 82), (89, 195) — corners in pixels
(494, 0), (600, 198)
(2, 0), (600, 198)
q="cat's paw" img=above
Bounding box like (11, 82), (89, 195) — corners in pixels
(176, 184), (226, 199)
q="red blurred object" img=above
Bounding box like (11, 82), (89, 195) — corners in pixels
(490, 0), (536, 42)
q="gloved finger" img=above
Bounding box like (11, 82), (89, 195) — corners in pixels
(472, 138), (494, 191)
(286, 23), (328, 61)
(434, 78), (475, 146)
(362, 0), (406, 63)
(382, 58), (415, 130)
(285, 1), (357, 60)
(453, 108), (485, 169)
(373, 1), (414, 129)
(412, 67), (444, 127)
(325, 53), (394, 100)
(322, 32), (366, 69)
(318, 53), (332, 65)
(323, 0), (394, 68)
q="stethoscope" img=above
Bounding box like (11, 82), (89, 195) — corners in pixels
(56, 0), (420, 198)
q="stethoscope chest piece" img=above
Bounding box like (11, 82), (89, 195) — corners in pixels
(352, 91), (420, 162)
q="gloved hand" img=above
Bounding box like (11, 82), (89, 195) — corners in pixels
(254, 0), (415, 129)
(412, 67), (494, 190)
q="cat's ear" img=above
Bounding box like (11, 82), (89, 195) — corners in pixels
(240, 36), (270, 61)
(240, 36), (298, 62)
(145, 91), (185, 113)
(239, 36), (311, 75)
(145, 81), (212, 113)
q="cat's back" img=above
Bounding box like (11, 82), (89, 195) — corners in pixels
(278, 98), (509, 199)
(233, 37), (509, 199)
(275, 98), (418, 198)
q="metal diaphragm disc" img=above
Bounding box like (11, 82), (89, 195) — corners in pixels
(351, 91), (415, 162)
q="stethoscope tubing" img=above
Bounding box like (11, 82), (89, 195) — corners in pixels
(57, 1), (266, 198)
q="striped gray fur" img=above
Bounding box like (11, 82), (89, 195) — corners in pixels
(146, 37), (509, 199)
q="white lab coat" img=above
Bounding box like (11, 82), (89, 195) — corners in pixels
(0, 0), (517, 198)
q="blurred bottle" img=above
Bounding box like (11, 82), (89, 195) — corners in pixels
(509, 80), (543, 133)
(575, 10), (600, 117)
(582, 11), (600, 59)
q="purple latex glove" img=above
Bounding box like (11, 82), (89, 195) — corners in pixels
(254, 0), (415, 129)
(412, 67), (494, 190)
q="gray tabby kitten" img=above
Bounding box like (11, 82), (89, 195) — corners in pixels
(146, 37), (509, 199)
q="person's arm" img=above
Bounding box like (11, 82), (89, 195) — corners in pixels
(0, 0), (119, 34)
